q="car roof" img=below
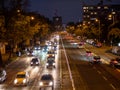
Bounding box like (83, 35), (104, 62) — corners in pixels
(41, 74), (53, 80)
(17, 71), (26, 75)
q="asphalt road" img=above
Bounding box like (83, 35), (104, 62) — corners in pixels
(0, 34), (120, 90)
(61, 36), (120, 90)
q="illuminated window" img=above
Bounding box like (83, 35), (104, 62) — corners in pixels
(104, 6), (108, 9)
(83, 7), (87, 9)
(87, 15), (90, 18)
(97, 6), (101, 9)
(94, 12), (97, 14)
(91, 12), (93, 15)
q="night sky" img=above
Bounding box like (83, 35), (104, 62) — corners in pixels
(29, 0), (120, 23)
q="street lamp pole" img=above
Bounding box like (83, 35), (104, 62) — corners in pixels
(96, 19), (101, 41)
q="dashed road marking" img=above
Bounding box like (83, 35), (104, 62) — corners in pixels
(116, 69), (120, 72)
(102, 76), (107, 81)
(97, 70), (101, 74)
(110, 84), (116, 90)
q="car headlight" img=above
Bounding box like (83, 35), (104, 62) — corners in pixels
(53, 63), (55, 65)
(36, 62), (39, 64)
(14, 79), (18, 84)
(39, 82), (43, 86)
(23, 79), (27, 83)
(49, 81), (53, 85)
(31, 62), (33, 64)
(46, 63), (49, 66)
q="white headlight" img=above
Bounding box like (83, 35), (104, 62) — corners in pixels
(14, 79), (18, 84)
(53, 63), (55, 65)
(39, 82), (43, 86)
(23, 79), (26, 83)
(36, 62), (39, 64)
(49, 81), (53, 85)
(46, 63), (49, 66)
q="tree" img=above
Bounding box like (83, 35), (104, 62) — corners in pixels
(108, 28), (120, 40)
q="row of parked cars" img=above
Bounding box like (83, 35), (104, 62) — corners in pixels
(86, 39), (102, 48)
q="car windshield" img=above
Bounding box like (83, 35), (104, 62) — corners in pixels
(32, 58), (38, 62)
(48, 51), (54, 54)
(47, 57), (54, 61)
(41, 75), (52, 80)
(17, 74), (25, 78)
(94, 56), (100, 59)
(0, 70), (3, 76)
(47, 60), (54, 63)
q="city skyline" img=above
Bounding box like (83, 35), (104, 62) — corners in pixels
(29, 0), (120, 23)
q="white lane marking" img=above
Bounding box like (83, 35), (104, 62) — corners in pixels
(102, 76), (108, 81)
(116, 69), (120, 72)
(61, 38), (76, 90)
(97, 70), (101, 74)
(110, 84), (116, 90)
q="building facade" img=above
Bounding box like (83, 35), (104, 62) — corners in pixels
(82, 4), (120, 25)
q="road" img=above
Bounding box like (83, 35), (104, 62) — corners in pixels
(0, 34), (120, 90)
(61, 35), (120, 90)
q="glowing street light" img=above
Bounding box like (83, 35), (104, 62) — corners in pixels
(95, 19), (101, 41)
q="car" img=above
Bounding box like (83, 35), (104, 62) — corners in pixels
(0, 69), (7, 83)
(47, 50), (55, 58)
(89, 56), (101, 64)
(86, 50), (92, 56)
(30, 57), (40, 66)
(27, 50), (34, 56)
(46, 58), (55, 68)
(33, 45), (41, 51)
(39, 74), (54, 90)
(110, 58), (120, 68)
(13, 71), (29, 86)
(78, 43), (84, 48)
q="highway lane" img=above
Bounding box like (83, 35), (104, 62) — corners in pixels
(62, 38), (120, 90)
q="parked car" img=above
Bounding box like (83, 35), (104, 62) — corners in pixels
(110, 58), (120, 68)
(13, 71), (29, 86)
(0, 69), (7, 83)
(39, 74), (54, 90)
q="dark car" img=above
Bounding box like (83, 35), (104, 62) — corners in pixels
(86, 50), (92, 56)
(30, 57), (40, 66)
(46, 59), (55, 68)
(47, 50), (55, 58)
(89, 56), (101, 64)
(0, 69), (7, 83)
(110, 58), (120, 68)
(39, 74), (54, 90)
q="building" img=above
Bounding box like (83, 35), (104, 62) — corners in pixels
(82, 4), (120, 25)
(53, 16), (62, 31)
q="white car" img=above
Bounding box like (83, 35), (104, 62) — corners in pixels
(39, 74), (54, 90)
(14, 71), (29, 86)
(0, 69), (7, 83)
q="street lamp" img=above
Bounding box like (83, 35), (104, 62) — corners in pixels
(95, 19), (101, 41)
(108, 10), (116, 24)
